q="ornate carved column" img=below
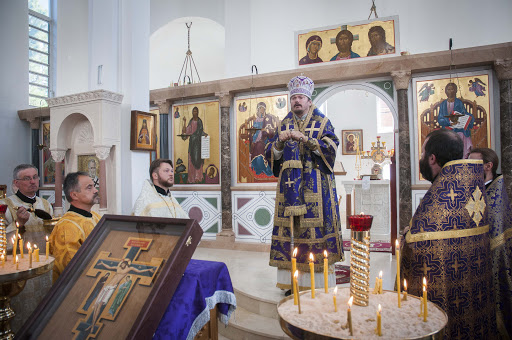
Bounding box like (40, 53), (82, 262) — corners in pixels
(495, 59), (512, 198)
(155, 99), (171, 159)
(391, 70), (412, 236)
(94, 145), (111, 214)
(215, 91), (235, 244)
(50, 149), (67, 217)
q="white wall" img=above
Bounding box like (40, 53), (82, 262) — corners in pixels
(56, 0), (89, 96)
(0, 1), (31, 192)
(150, 17), (225, 89)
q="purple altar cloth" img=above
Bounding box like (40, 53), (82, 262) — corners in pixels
(154, 259), (236, 340)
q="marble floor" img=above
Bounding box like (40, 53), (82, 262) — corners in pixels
(192, 246), (398, 304)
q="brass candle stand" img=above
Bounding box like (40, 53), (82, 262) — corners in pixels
(348, 214), (373, 307)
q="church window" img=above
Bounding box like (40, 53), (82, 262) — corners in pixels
(28, 0), (53, 107)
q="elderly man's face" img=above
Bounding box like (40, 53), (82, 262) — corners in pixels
(14, 168), (39, 197)
(72, 175), (99, 206)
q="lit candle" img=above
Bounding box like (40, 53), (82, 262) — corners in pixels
(373, 275), (380, 294)
(347, 296), (353, 336)
(292, 248), (298, 305)
(27, 242), (32, 268)
(34, 245), (39, 262)
(15, 255), (19, 270)
(376, 304), (382, 336)
(333, 286), (338, 312)
(323, 250), (328, 293)
(423, 277), (428, 322)
(403, 279), (408, 300)
(396, 239), (401, 308)
(11, 237), (16, 264)
(379, 271), (383, 294)
(294, 270), (301, 314)
(46, 236), (49, 260)
(19, 236), (24, 259)
(309, 253), (315, 299)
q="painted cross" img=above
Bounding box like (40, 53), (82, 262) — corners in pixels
(72, 237), (163, 340)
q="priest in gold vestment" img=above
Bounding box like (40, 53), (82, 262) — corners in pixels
(50, 172), (101, 282)
(0, 164), (53, 248)
(401, 130), (497, 339)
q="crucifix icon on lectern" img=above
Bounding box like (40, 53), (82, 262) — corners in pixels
(72, 237), (163, 339)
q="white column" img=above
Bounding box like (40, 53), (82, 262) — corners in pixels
(50, 149), (67, 217)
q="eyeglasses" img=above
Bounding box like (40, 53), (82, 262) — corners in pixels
(16, 175), (40, 182)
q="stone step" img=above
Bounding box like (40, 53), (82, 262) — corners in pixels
(219, 306), (291, 340)
(234, 287), (280, 320)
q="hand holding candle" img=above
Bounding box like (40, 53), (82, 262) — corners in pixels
(309, 253), (315, 299)
(347, 296), (354, 336)
(323, 250), (328, 293)
(333, 286), (338, 312)
(396, 239), (401, 308)
(292, 248), (298, 305)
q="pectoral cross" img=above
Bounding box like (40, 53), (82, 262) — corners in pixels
(72, 237), (163, 339)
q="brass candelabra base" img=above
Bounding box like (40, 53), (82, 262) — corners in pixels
(0, 280), (26, 340)
(349, 230), (371, 306)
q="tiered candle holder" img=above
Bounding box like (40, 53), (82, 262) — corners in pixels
(348, 214), (373, 307)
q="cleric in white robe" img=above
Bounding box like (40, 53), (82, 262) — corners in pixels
(132, 159), (188, 218)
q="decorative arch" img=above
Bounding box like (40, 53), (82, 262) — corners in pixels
(313, 81), (398, 130)
(56, 112), (94, 150)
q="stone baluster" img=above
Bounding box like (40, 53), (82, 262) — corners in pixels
(94, 145), (111, 214)
(215, 91), (235, 245)
(391, 70), (412, 237)
(50, 149), (67, 217)
(494, 59), (512, 198)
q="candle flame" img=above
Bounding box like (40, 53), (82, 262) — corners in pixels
(16, 221), (19, 228)
(334, 286), (338, 295)
(16, 255), (18, 262)
(348, 296), (353, 307)
(19, 235), (22, 240)
(396, 239), (399, 247)
(378, 304), (382, 313)
(293, 247), (298, 257)
(34, 244), (38, 249)
(11, 237), (14, 244)
(379, 270), (383, 279)
(46, 235), (49, 241)
(423, 277), (427, 286)
(404, 279), (407, 290)
(309, 253), (314, 262)
(27, 242), (31, 249)
(324, 250), (328, 258)
(294, 270), (298, 279)
(360, 212), (364, 215)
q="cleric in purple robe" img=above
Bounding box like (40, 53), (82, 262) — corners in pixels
(265, 75), (343, 294)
